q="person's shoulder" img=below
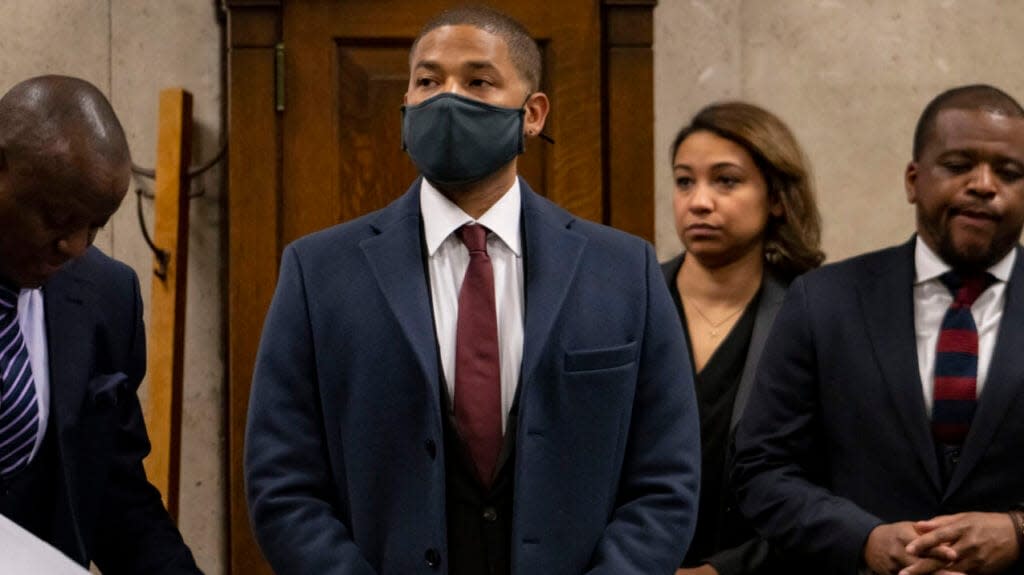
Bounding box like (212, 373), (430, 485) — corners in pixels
(290, 211), (377, 253)
(66, 247), (137, 286)
(562, 217), (657, 277)
(288, 188), (419, 260)
(570, 212), (645, 248)
(796, 242), (909, 291)
(525, 190), (650, 255)
(49, 249), (140, 319)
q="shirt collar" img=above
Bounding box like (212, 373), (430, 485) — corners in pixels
(420, 178), (522, 257)
(914, 235), (1016, 285)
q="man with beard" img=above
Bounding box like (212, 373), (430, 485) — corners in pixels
(733, 84), (1024, 575)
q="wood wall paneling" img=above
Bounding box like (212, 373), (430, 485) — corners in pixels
(336, 43), (421, 219)
(144, 89), (193, 521)
(604, 0), (655, 241)
(225, 2), (281, 574)
(280, 1), (597, 244)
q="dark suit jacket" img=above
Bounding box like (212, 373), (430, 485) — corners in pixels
(661, 253), (786, 575)
(245, 178), (702, 575)
(40, 248), (199, 573)
(732, 239), (1024, 574)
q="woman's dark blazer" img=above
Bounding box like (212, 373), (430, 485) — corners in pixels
(661, 253), (788, 575)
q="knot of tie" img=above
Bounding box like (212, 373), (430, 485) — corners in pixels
(457, 224), (489, 254)
(0, 285), (17, 311)
(939, 271), (995, 308)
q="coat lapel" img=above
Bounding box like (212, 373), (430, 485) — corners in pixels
(729, 271), (787, 432)
(859, 239), (942, 493)
(945, 246), (1024, 497)
(359, 181), (442, 419)
(518, 181), (587, 393)
(42, 264), (92, 564)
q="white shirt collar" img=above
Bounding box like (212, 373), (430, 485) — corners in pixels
(420, 178), (522, 257)
(914, 235), (1016, 285)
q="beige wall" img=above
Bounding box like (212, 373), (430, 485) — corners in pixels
(653, 0), (1024, 262)
(0, 1), (225, 573)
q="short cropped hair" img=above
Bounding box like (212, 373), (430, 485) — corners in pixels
(671, 101), (826, 277)
(411, 6), (542, 93)
(913, 84), (1024, 160)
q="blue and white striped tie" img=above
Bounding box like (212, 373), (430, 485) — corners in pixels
(0, 285), (39, 476)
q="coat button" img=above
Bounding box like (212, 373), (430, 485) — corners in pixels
(425, 548), (441, 569)
(424, 439), (437, 460)
(482, 506), (498, 522)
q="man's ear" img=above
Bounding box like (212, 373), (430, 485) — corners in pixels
(523, 91), (550, 138)
(905, 162), (918, 204)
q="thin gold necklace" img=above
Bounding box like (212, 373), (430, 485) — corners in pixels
(683, 296), (745, 338)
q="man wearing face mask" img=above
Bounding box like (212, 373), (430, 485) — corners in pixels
(245, 6), (701, 575)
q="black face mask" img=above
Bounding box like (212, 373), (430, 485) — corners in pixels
(401, 92), (525, 186)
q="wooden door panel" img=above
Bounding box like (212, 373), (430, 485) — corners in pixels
(284, 0), (598, 244)
(336, 43), (420, 219)
(334, 40), (549, 227)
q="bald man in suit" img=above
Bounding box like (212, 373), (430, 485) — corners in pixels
(0, 75), (200, 573)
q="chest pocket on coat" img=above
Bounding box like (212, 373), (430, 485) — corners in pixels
(563, 341), (638, 373)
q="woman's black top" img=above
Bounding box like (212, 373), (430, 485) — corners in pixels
(667, 260), (761, 568)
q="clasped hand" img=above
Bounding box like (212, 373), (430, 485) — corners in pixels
(863, 512), (1019, 574)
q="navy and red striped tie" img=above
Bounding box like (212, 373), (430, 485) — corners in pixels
(931, 271), (994, 445)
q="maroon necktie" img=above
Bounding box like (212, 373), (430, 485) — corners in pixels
(454, 224), (503, 487)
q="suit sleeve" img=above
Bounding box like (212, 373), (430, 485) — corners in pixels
(245, 245), (377, 575)
(92, 268), (201, 574)
(585, 243), (701, 573)
(704, 537), (771, 575)
(731, 276), (882, 574)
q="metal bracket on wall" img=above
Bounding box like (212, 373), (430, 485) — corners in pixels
(131, 142), (226, 280)
(275, 43), (286, 112)
(136, 187), (171, 280)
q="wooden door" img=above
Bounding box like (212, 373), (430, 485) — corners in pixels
(225, 1), (655, 573)
(281, 0), (601, 245)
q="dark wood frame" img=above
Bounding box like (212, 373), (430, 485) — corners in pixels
(222, 1), (656, 572)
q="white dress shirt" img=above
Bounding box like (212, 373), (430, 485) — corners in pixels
(14, 288), (50, 461)
(913, 237), (1014, 414)
(421, 178), (524, 430)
